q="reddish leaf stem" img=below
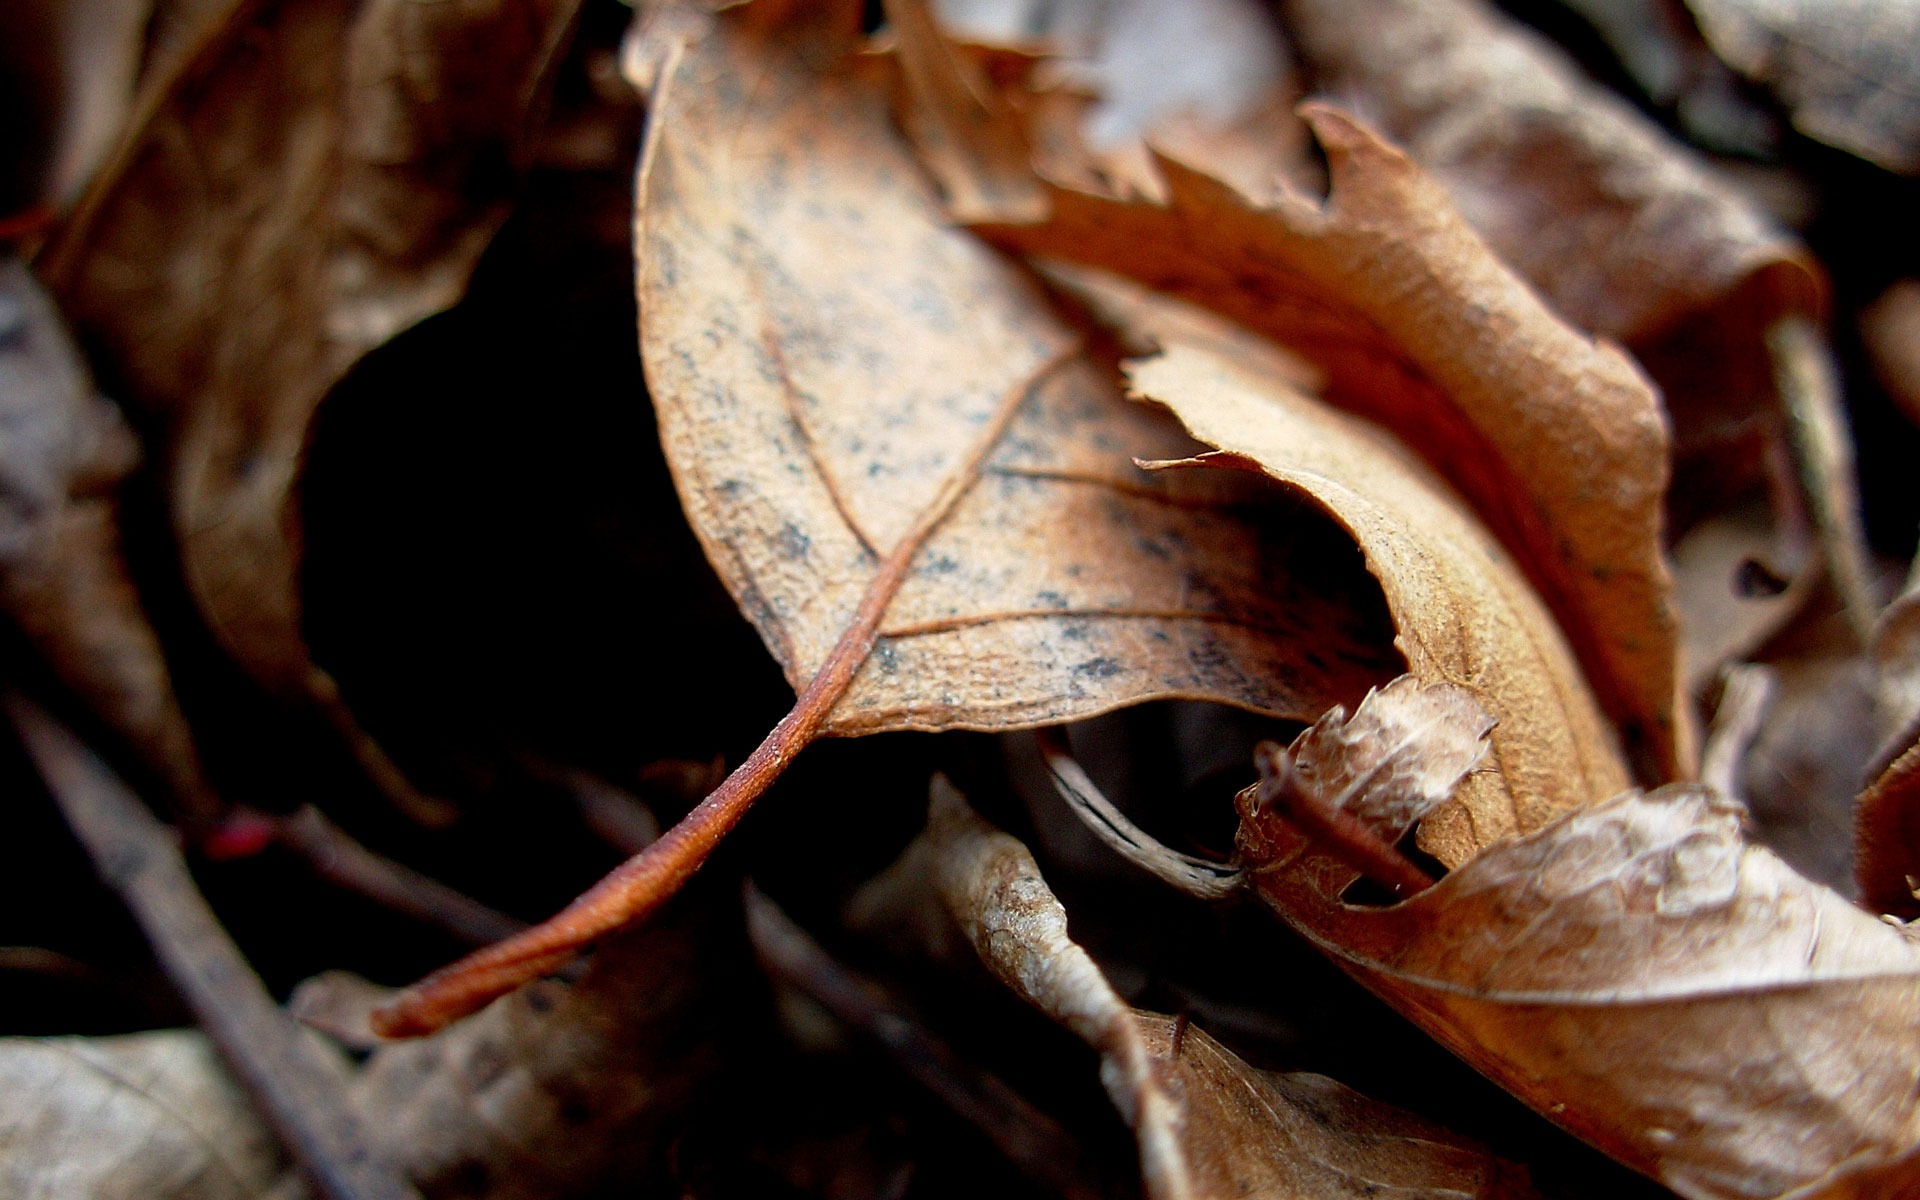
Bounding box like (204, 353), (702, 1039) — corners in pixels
(371, 349), (1071, 1037)
(1253, 756), (1434, 899)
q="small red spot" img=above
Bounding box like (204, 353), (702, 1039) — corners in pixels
(199, 812), (278, 861)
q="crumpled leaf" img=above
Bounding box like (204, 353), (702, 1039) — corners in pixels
(1241, 725), (1920, 1198)
(950, 84), (1685, 781)
(1277, 0), (1818, 349)
(1116, 290), (1629, 863)
(37, 0), (580, 812)
(629, 1), (1403, 737)
(1684, 0), (1920, 174)
(1272, 0), (1865, 647)
(0, 256), (219, 823)
(922, 777), (1538, 1200)
(0, 1029), (285, 1200)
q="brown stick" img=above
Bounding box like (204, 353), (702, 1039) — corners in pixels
(7, 692), (422, 1200)
(371, 349), (1073, 1038)
(1253, 741), (1435, 899)
(744, 884), (1104, 1200)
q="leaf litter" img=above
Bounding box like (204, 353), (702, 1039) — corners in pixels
(7, 0), (1920, 1197)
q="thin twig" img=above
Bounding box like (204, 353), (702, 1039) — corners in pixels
(371, 348), (1075, 1038)
(271, 806), (527, 947)
(7, 691), (423, 1200)
(744, 883), (1104, 1200)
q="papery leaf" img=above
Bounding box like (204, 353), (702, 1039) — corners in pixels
(1242, 772), (1920, 1199)
(1274, 0), (1866, 649)
(925, 778), (1539, 1200)
(369, 0), (1410, 1036)
(959, 94), (1685, 782)
(1118, 292), (1629, 863)
(631, 2), (1402, 738)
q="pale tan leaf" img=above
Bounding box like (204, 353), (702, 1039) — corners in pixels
(1118, 295), (1630, 864)
(925, 778), (1538, 1200)
(37, 0), (579, 810)
(966, 99), (1685, 783)
(1685, 0), (1920, 174)
(0, 1030), (283, 1200)
(1241, 778), (1920, 1200)
(631, 2), (1403, 738)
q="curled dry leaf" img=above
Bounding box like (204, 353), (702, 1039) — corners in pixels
(0, 257), (218, 824)
(923, 777), (1538, 1200)
(372, 0), (1405, 1035)
(0, 1030), (284, 1200)
(1241, 722), (1920, 1198)
(36, 0), (581, 812)
(1684, 0), (1920, 174)
(1118, 293), (1629, 864)
(1277, 0), (1818, 349)
(630, 1), (1403, 736)
(952, 84), (1685, 781)
(1273, 0), (1867, 642)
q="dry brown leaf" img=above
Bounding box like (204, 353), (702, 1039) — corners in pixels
(1278, 0), (1817, 348)
(1684, 0), (1920, 174)
(923, 777), (1538, 1200)
(1273, 0), (1871, 645)
(959, 94), (1684, 783)
(630, 1), (1401, 737)
(0, 257), (219, 824)
(0, 1030), (285, 1200)
(36, 0), (580, 813)
(1113, 294), (1629, 863)
(1240, 719), (1920, 1199)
